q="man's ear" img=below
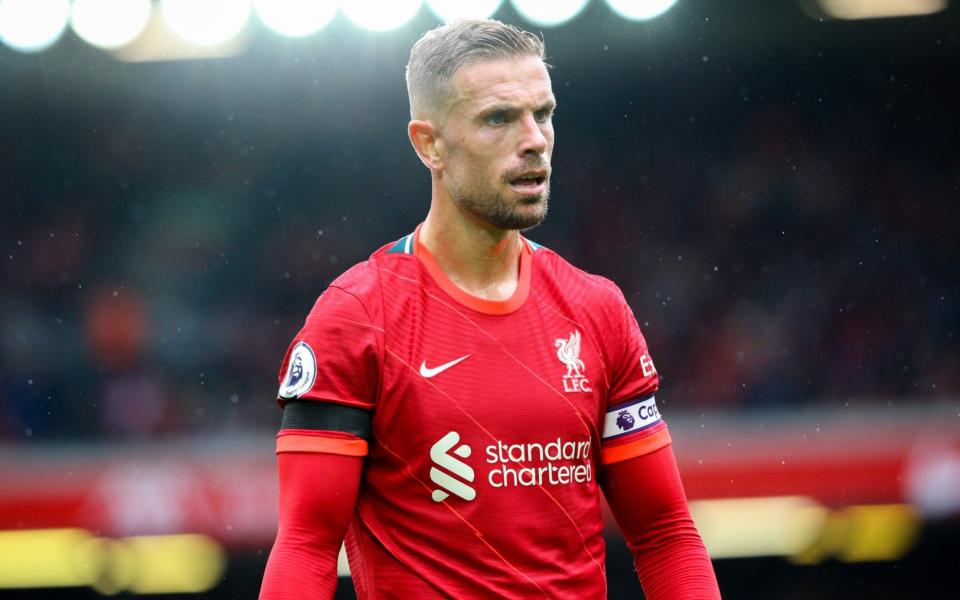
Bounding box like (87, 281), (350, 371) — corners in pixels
(408, 119), (443, 171)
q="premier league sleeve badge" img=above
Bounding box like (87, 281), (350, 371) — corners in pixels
(278, 341), (317, 399)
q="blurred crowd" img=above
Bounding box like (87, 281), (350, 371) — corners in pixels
(1, 24), (957, 441)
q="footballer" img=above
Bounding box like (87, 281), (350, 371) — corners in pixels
(260, 19), (721, 599)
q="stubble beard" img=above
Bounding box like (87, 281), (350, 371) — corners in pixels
(449, 172), (550, 231)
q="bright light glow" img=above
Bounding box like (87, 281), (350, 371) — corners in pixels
(341, 0), (422, 32)
(689, 496), (829, 559)
(71, 0), (152, 49)
(817, 0), (946, 20)
(426, 0), (503, 21)
(254, 0), (338, 38)
(837, 504), (920, 562)
(0, 529), (225, 593)
(0, 0), (70, 52)
(337, 543), (351, 576)
(161, 0), (252, 47)
(123, 534), (226, 594)
(605, 0), (678, 21)
(0, 529), (101, 588)
(511, 0), (589, 27)
(792, 503), (921, 564)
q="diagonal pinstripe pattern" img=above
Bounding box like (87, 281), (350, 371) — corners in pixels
(382, 342), (607, 584)
(361, 253), (615, 594)
(376, 439), (550, 598)
(280, 232), (663, 598)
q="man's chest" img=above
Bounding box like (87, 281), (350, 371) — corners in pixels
(371, 295), (609, 455)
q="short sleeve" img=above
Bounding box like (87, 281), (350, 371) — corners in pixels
(276, 286), (380, 411)
(600, 291), (671, 465)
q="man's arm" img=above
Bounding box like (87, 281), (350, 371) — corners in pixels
(259, 402), (370, 600)
(601, 444), (721, 599)
(259, 451), (362, 599)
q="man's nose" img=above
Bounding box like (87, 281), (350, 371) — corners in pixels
(517, 114), (548, 156)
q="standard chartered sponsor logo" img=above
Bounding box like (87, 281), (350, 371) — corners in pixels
(486, 438), (593, 488)
(429, 432), (592, 502)
(430, 431), (476, 502)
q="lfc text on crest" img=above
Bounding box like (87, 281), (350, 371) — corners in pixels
(554, 331), (592, 393)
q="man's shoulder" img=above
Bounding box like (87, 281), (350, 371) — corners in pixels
(529, 239), (627, 307)
(316, 233), (416, 306)
(325, 258), (379, 298)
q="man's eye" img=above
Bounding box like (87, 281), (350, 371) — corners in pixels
(535, 109), (552, 122)
(486, 112), (506, 125)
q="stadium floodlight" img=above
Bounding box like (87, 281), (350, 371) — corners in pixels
(254, 0), (339, 38)
(341, 0), (423, 32)
(0, 0), (70, 53)
(605, 0), (678, 21)
(161, 0), (253, 47)
(510, 0), (589, 27)
(71, 0), (152, 50)
(689, 496), (829, 559)
(426, 0), (504, 21)
(815, 0), (946, 20)
(0, 529), (100, 589)
(0, 529), (225, 594)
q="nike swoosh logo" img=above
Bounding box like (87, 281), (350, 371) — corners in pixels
(420, 355), (471, 378)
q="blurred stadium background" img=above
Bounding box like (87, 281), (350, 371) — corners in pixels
(1, 0), (958, 598)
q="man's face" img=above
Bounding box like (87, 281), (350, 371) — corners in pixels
(437, 55), (556, 231)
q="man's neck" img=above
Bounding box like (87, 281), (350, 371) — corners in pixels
(418, 206), (523, 302)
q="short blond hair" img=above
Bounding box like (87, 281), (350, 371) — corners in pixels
(406, 19), (546, 121)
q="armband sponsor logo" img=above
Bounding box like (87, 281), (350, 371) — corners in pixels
(602, 395), (662, 441)
(428, 432), (593, 503)
(278, 341), (317, 399)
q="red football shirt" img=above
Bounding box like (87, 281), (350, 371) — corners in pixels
(275, 225), (671, 598)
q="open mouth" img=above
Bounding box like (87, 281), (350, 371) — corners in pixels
(509, 173), (547, 195)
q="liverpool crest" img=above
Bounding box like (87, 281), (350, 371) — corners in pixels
(554, 331), (592, 393)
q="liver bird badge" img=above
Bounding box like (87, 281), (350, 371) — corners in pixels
(555, 331), (591, 393)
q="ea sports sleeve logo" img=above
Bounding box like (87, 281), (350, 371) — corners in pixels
(279, 341), (317, 399)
